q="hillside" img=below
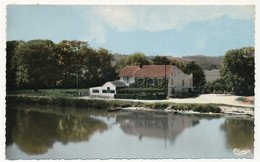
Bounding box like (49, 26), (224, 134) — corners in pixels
(112, 54), (224, 70)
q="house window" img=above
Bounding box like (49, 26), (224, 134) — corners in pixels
(171, 88), (175, 95)
(107, 87), (111, 93)
(171, 79), (174, 85)
(92, 89), (99, 93)
(182, 80), (184, 86)
(123, 77), (129, 83)
(138, 78), (144, 84)
(102, 90), (107, 93)
(158, 79), (162, 85)
(149, 79), (154, 85)
(110, 90), (115, 93)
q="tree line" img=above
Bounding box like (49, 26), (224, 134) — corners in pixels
(206, 47), (254, 96)
(6, 39), (254, 96)
(7, 40), (117, 91)
(7, 40), (206, 92)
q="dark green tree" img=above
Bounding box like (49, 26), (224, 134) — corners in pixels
(54, 40), (88, 89)
(12, 40), (55, 91)
(221, 47), (254, 95)
(6, 40), (22, 90)
(152, 56), (170, 65)
(127, 52), (150, 66)
(183, 61), (206, 91)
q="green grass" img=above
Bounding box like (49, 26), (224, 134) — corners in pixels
(236, 96), (254, 105)
(6, 90), (221, 113)
(6, 89), (89, 98)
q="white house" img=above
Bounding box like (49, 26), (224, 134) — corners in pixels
(119, 64), (193, 97)
(89, 80), (128, 98)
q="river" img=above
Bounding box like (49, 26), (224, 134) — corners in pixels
(6, 104), (254, 159)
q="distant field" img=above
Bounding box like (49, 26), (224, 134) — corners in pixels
(7, 89), (89, 97)
(204, 69), (221, 83)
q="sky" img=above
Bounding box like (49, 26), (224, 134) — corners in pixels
(7, 5), (255, 57)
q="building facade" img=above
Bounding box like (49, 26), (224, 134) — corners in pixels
(119, 65), (193, 97)
(89, 80), (127, 98)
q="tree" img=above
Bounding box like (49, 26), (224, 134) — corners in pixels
(82, 48), (117, 88)
(127, 52), (150, 66)
(221, 47), (254, 95)
(12, 40), (55, 91)
(6, 40), (22, 90)
(54, 40), (88, 89)
(152, 56), (170, 65)
(183, 61), (206, 91)
(94, 48), (117, 85)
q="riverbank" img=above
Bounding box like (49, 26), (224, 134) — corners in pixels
(82, 94), (254, 108)
(6, 95), (254, 116)
(121, 105), (254, 116)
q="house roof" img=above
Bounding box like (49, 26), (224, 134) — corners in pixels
(135, 65), (173, 78)
(119, 66), (139, 77)
(110, 80), (128, 88)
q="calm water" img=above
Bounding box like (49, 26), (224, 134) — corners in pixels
(6, 104), (254, 159)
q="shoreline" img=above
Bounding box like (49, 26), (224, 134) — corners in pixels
(6, 95), (254, 116)
(121, 106), (254, 117)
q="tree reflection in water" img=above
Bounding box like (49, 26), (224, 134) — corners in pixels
(6, 105), (108, 155)
(221, 118), (254, 152)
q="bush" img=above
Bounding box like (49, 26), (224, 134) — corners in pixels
(117, 88), (167, 95)
(114, 94), (136, 99)
(143, 102), (169, 109)
(170, 103), (220, 113)
(114, 93), (167, 100)
(6, 95), (134, 110)
(178, 92), (188, 98)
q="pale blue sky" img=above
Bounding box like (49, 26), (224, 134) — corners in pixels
(7, 5), (255, 56)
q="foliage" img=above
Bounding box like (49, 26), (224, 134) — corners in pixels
(152, 55), (170, 65)
(221, 47), (254, 95)
(133, 78), (168, 89)
(114, 52), (150, 76)
(171, 104), (221, 113)
(117, 87), (167, 95)
(205, 78), (227, 94)
(6, 41), (23, 90)
(6, 95), (134, 110)
(114, 94), (167, 100)
(182, 61), (206, 91)
(12, 40), (55, 91)
(7, 89), (89, 98)
(7, 40), (117, 91)
(127, 52), (150, 66)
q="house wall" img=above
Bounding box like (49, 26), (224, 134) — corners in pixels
(89, 82), (116, 98)
(168, 66), (193, 96)
(120, 76), (135, 85)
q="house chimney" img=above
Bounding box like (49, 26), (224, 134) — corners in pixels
(139, 63), (143, 68)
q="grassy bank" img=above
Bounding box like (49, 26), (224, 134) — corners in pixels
(6, 95), (221, 113)
(6, 95), (133, 110)
(6, 89), (89, 98)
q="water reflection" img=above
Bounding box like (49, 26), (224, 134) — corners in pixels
(6, 104), (255, 159)
(6, 105), (108, 155)
(221, 118), (254, 152)
(116, 111), (200, 141)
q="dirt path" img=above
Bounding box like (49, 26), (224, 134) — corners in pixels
(81, 94), (254, 108)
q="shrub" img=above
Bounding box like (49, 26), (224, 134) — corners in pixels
(6, 95), (134, 110)
(178, 92), (188, 98)
(117, 88), (166, 95)
(143, 102), (169, 109)
(114, 93), (167, 100)
(114, 94), (136, 99)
